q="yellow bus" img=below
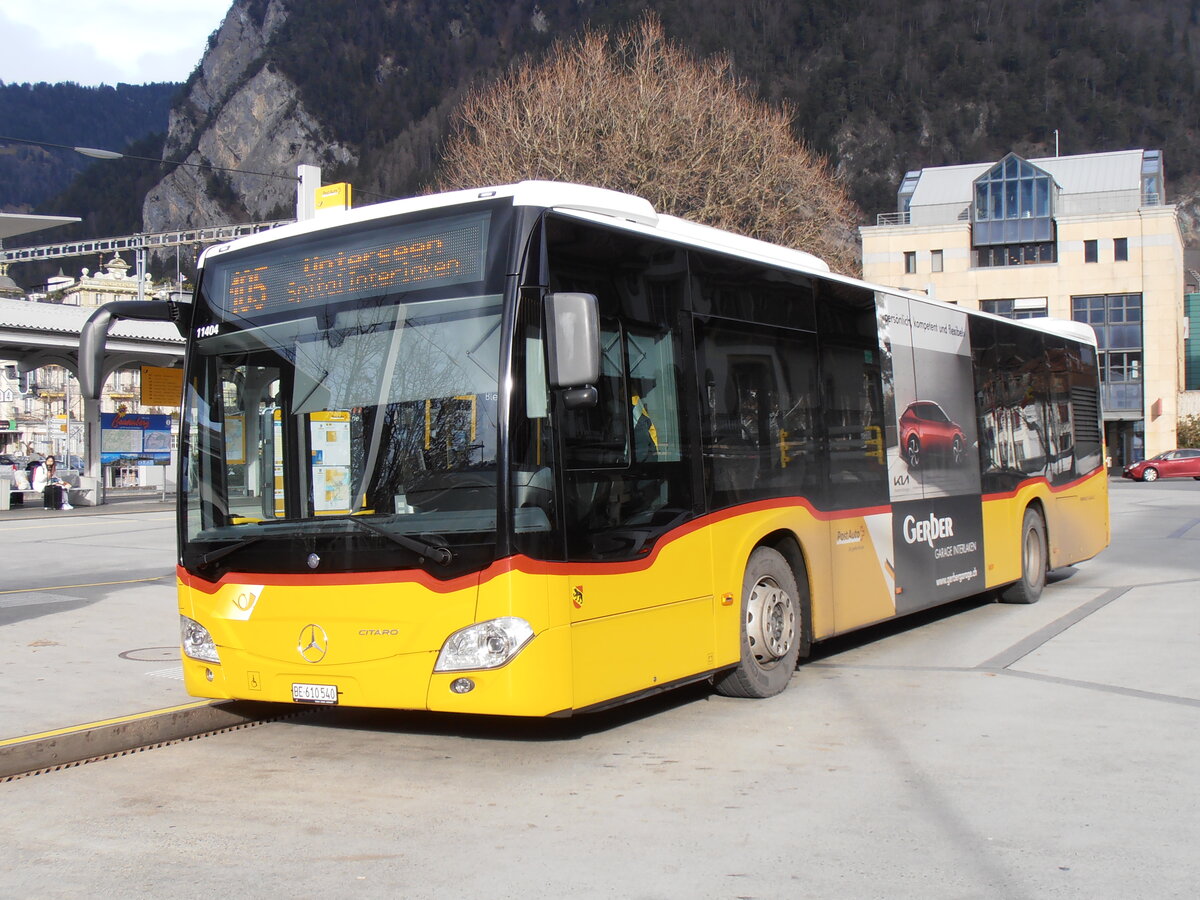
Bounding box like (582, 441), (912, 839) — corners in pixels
(82, 182), (1109, 715)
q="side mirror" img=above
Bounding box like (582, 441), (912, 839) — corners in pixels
(544, 292), (600, 389)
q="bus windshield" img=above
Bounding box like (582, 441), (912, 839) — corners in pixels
(181, 291), (504, 574)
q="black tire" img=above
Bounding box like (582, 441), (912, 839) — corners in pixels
(1142, 467), (1159, 482)
(905, 434), (921, 468)
(1000, 507), (1047, 604)
(715, 546), (806, 698)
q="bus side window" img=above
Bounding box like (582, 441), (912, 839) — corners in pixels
(546, 215), (695, 561)
(561, 327), (629, 468)
(696, 319), (820, 509)
(561, 324), (693, 559)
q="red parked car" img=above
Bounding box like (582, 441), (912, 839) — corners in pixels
(1122, 448), (1200, 482)
(899, 400), (967, 468)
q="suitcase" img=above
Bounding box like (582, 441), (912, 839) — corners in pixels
(43, 484), (65, 509)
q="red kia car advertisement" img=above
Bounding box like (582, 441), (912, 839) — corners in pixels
(899, 400), (967, 468)
(1122, 448), (1200, 482)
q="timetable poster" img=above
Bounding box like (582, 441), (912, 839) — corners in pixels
(311, 412), (352, 514)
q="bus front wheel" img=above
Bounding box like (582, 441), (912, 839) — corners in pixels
(1000, 507), (1047, 604)
(716, 546), (805, 698)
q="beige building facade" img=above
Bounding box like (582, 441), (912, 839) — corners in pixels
(861, 149), (1185, 467)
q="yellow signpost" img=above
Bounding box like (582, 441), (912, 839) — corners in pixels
(141, 366), (183, 407)
(315, 182), (352, 215)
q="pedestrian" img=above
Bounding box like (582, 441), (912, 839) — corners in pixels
(43, 455), (72, 510)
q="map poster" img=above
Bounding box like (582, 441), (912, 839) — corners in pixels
(100, 412), (173, 464)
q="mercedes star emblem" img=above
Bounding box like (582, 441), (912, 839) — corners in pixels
(298, 623), (329, 663)
(307, 553), (321, 569)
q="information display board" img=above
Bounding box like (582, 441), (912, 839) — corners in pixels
(141, 366), (184, 407)
(101, 412), (173, 464)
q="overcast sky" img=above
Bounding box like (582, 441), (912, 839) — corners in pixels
(0, 0), (232, 85)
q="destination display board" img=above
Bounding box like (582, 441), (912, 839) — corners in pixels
(205, 211), (491, 320)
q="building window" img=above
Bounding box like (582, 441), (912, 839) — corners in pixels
(1073, 293), (1144, 413)
(981, 298), (1048, 320)
(1084, 239), (1098, 263)
(972, 154), (1055, 247)
(1106, 351), (1142, 382)
(1114, 237), (1128, 262)
(1186, 293), (1200, 391)
(974, 242), (1056, 267)
(904, 251), (916, 274)
(931, 249), (943, 273)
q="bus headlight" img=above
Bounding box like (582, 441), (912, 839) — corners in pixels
(181, 615), (221, 664)
(434, 617), (534, 672)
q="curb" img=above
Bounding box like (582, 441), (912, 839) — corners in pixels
(0, 700), (283, 780)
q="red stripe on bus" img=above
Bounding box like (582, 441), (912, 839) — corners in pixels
(981, 466), (1105, 501)
(178, 496), (892, 591)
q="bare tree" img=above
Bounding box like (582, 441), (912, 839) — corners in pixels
(435, 15), (862, 275)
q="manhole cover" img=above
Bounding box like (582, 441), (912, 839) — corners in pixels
(119, 646), (178, 662)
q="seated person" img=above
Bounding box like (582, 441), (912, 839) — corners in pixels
(40, 455), (72, 510)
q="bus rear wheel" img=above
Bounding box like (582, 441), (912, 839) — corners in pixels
(716, 546), (805, 699)
(1000, 507), (1046, 604)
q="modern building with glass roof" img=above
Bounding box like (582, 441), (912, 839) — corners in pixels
(860, 148), (1184, 467)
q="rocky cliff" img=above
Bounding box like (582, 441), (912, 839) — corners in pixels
(142, 0), (354, 231)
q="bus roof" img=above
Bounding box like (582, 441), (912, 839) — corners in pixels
(195, 180), (1096, 348)
(197, 181), (829, 275)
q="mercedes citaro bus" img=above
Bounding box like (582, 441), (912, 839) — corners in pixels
(81, 181), (1108, 716)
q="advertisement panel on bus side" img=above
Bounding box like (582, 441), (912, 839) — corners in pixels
(877, 295), (985, 611)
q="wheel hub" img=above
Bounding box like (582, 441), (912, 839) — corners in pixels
(746, 576), (796, 664)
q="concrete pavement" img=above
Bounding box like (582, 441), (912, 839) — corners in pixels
(0, 477), (1197, 897)
(1, 477), (1197, 775)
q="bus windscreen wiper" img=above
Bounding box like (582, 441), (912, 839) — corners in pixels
(344, 516), (453, 567)
(199, 536), (264, 568)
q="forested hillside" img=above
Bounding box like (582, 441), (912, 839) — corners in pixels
(256, 0), (1200, 217)
(0, 81), (177, 214)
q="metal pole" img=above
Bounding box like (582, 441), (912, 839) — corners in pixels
(297, 165), (321, 221)
(137, 246), (146, 303)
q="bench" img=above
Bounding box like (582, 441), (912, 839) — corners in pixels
(5, 486), (91, 508)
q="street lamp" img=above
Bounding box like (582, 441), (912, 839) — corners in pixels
(0, 134), (323, 300)
(72, 146), (124, 161)
(1, 134), (302, 185)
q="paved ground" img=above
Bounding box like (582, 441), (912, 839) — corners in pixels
(0, 493), (187, 740)
(0, 480), (1197, 898)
